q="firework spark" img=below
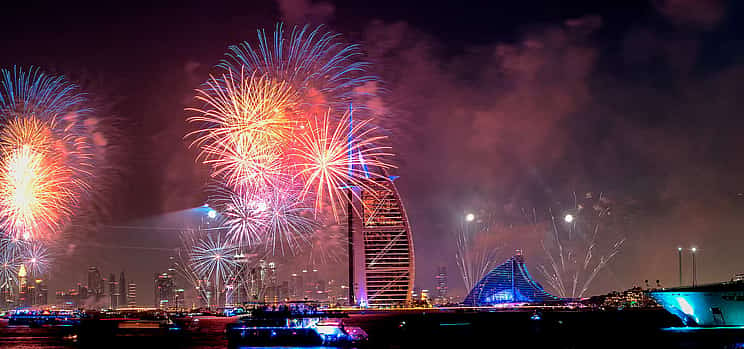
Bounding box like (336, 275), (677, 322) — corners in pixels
(537, 192), (626, 298)
(0, 239), (22, 291)
(261, 188), (315, 256)
(219, 24), (376, 117)
(0, 67), (94, 240)
(293, 111), (394, 220)
(455, 219), (502, 291)
(23, 241), (49, 277)
(190, 233), (239, 285)
(188, 71), (298, 191)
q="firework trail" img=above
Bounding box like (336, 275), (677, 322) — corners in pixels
(456, 218), (503, 291)
(537, 192), (626, 298)
(0, 67), (95, 240)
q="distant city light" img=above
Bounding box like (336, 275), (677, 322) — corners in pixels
(207, 209), (217, 219)
(465, 213), (475, 222)
(691, 247), (697, 253)
(564, 214), (574, 223)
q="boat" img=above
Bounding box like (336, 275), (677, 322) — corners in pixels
(77, 309), (183, 347)
(225, 306), (367, 348)
(3, 309), (80, 327)
(650, 279), (744, 326)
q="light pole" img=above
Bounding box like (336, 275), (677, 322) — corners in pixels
(691, 247), (697, 287)
(678, 247), (683, 286)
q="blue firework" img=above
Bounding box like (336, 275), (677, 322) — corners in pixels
(218, 23), (378, 117)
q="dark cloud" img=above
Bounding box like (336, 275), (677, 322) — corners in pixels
(654, 0), (726, 29)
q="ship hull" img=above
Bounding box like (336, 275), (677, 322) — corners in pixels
(651, 288), (744, 326)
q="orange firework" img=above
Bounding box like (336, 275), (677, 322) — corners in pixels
(293, 110), (395, 220)
(187, 70), (299, 190)
(0, 118), (76, 240)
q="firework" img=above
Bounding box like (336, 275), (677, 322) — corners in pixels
(188, 71), (298, 191)
(188, 24), (393, 260)
(214, 187), (268, 249)
(0, 238), (22, 292)
(261, 188), (316, 256)
(23, 241), (49, 277)
(0, 67), (94, 240)
(219, 24), (376, 117)
(456, 219), (502, 291)
(537, 192), (626, 298)
(293, 110), (394, 219)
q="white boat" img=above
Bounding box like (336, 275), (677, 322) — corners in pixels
(650, 280), (744, 326)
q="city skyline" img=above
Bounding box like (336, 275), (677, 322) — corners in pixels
(0, 0), (743, 304)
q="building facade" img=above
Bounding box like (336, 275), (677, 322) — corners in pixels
(127, 282), (137, 307)
(348, 177), (415, 307)
(463, 253), (561, 306)
(154, 272), (176, 309)
(435, 266), (448, 303)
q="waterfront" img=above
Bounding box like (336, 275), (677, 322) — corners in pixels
(3, 309), (744, 348)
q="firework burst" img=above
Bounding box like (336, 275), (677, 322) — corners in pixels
(188, 71), (298, 191)
(189, 24), (394, 259)
(219, 24), (376, 117)
(22, 241), (49, 277)
(293, 110), (394, 219)
(189, 233), (239, 285)
(0, 67), (95, 240)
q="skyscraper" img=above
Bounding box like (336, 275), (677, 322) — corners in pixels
(127, 282), (137, 307)
(154, 272), (175, 309)
(88, 266), (103, 298)
(109, 273), (119, 309)
(119, 272), (127, 308)
(435, 266), (448, 303)
(348, 177), (415, 307)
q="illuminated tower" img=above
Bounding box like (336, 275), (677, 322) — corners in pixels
(348, 177), (415, 307)
(127, 282), (137, 307)
(435, 266), (448, 303)
(18, 265), (27, 306)
(345, 104), (414, 307)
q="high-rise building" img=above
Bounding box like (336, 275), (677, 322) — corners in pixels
(348, 177), (415, 307)
(154, 272), (175, 309)
(88, 266), (103, 297)
(109, 273), (119, 309)
(175, 289), (185, 309)
(35, 279), (47, 306)
(435, 266), (448, 302)
(290, 273), (302, 299)
(127, 282), (137, 307)
(18, 265), (28, 307)
(119, 272), (127, 308)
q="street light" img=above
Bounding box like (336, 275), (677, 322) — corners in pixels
(691, 247), (698, 287)
(564, 214), (574, 223)
(465, 213), (475, 222)
(207, 209), (217, 219)
(677, 247), (683, 286)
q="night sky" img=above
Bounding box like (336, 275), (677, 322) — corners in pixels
(2, 0), (744, 303)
